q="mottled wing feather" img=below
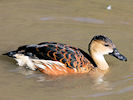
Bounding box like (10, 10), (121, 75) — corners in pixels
(16, 42), (93, 72)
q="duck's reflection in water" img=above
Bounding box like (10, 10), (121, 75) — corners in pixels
(10, 66), (112, 91)
(88, 69), (113, 90)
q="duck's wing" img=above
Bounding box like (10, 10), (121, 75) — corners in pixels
(18, 42), (89, 67)
(4, 42), (94, 72)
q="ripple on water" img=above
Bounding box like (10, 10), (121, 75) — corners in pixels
(40, 17), (104, 24)
(72, 17), (104, 24)
(71, 73), (133, 98)
(84, 85), (133, 97)
(9, 66), (133, 98)
(40, 17), (55, 21)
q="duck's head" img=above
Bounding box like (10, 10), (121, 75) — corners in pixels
(89, 35), (127, 61)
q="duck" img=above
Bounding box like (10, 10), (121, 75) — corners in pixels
(3, 35), (127, 76)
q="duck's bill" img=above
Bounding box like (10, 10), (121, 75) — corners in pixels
(109, 48), (127, 61)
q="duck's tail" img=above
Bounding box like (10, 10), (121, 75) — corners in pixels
(3, 45), (28, 58)
(3, 51), (17, 58)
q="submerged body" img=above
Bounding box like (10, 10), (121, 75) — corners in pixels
(3, 35), (127, 76)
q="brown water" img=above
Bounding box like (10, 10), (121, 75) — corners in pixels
(0, 0), (133, 100)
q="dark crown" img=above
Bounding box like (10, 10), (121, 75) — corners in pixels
(92, 35), (112, 43)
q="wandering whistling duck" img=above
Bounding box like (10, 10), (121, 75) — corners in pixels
(3, 35), (127, 76)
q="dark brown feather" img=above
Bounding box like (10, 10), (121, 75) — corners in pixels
(14, 42), (94, 72)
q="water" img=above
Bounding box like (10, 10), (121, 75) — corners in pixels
(0, 0), (133, 100)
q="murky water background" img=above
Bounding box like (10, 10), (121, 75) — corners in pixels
(0, 0), (133, 100)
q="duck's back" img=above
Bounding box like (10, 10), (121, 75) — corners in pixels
(15, 42), (94, 74)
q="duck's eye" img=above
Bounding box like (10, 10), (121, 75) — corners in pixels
(104, 44), (109, 47)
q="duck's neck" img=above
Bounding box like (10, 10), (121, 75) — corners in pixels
(90, 52), (109, 71)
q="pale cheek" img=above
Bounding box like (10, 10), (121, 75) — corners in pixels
(102, 49), (113, 55)
(107, 49), (113, 54)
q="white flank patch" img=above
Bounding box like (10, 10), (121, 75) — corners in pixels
(14, 54), (66, 72)
(33, 59), (65, 69)
(15, 59), (24, 66)
(46, 64), (54, 70)
(14, 54), (37, 70)
(35, 64), (46, 70)
(73, 68), (77, 72)
(54, 65), (62, 71)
